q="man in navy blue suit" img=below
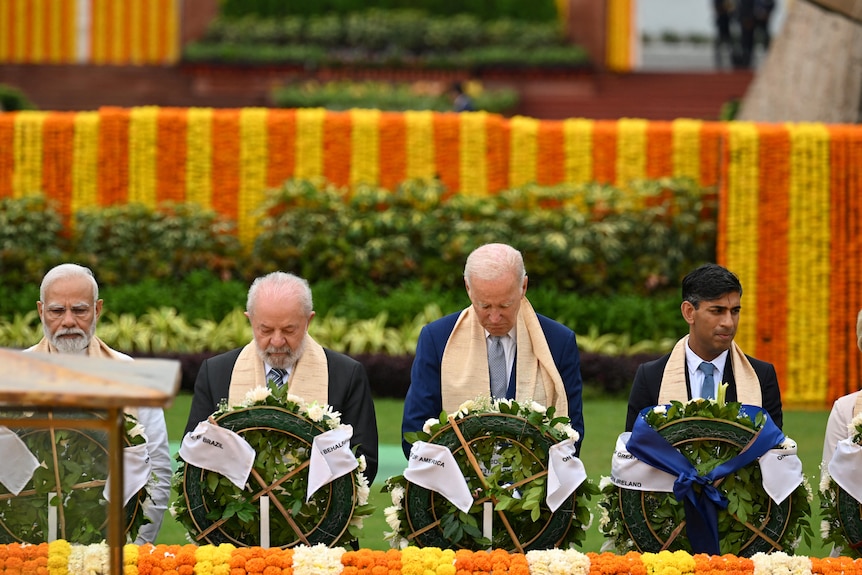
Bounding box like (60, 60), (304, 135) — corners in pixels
(625, 263), (783, 431)
(401, 243), (584, 457)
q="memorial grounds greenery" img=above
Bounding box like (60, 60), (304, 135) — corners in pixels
(1, 176), (713, 394)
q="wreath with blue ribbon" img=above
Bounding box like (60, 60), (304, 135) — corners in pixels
(598, 400), (812, 556)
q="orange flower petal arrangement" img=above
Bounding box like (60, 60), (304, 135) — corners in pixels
(2, 542), (861, 575)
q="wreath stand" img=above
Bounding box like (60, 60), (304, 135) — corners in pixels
(0, 349), (180, 575)
(403, 412), (579, 551)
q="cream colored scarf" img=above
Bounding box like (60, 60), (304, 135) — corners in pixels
(227, 335), (329, 407)
(658, 336), (762, 406)
(440, 298), (568, 417)
(854, 393), (862, 418)
(27, 336), (137, 418)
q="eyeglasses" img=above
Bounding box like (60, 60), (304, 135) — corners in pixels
(44, 305), (93, 319)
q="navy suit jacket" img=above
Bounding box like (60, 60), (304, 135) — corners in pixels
(625, 350), (783, 432)
(185, 346), (379, 484)
(402, 310), (584, 458)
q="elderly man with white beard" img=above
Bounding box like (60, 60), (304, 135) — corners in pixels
(24, 263), (172, 544)
(183, 271), (379, 484)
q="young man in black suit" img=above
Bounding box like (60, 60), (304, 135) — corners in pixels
(625, 263), (782, 431)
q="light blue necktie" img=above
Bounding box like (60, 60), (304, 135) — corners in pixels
(699, 361), (715, 400)
(267, 367), (287, 388)
(488, 335), (508, 399)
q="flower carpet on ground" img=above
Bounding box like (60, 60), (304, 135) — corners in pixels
(7, 542), (862, 575)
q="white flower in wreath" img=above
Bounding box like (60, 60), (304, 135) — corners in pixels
(455, 398), (484, 417)
(529, 400), (546, 414)
(598, 504), (610, 530)
(821, 520), (831, 539)
(286, 393), (306, 407)
(554, 422), (580, 441)
(819, 466), (831, 492)
(652, 405), (667, 415)
(306, 403), (327, 422)
(777, 437), (797, 451)
(243, 386), (272, 405)
(357, 454), (367, 473)
(599, 475), (613, 490)
(495, 398), (514, 410)
(127, 422), (147, 440)
(390, 484), (405, 507)
(423, 418), (438, 434)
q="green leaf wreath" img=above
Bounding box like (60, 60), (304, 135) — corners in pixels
(171, 383), (373, 548)
(0, 410), (150, 544)
(598, 398), (813, 557)
(384, 397), (598, 551)
(820, 410), (862, 557)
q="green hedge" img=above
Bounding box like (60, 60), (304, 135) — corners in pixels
(218, 0), (559, 23)
(185, 10), (587, 68)
(0, 178), (715, 298)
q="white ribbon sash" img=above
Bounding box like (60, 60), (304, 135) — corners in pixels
(103, 443), (152, 505)
(307, 425), (358, 501)
(546, 437), (587, 512)
(404, 441), (473, 512)
(828, 438), (862, 503)
(0, 427), (39, 496)
(179, 422), (255, 489)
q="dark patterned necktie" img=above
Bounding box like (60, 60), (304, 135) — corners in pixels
(267, 367), (287, 388)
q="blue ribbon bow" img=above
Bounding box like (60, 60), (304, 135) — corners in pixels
(626, 404), (784, 555)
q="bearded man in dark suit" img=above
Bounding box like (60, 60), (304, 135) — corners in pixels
(625, 263), (783, 431)
(184, 271), (378, 484)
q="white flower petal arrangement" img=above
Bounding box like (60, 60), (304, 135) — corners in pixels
(819, 411), (862, 557)
(171, 383), (372, 548)
(384, 397), (598, 551)
(598, 398), (813, 557)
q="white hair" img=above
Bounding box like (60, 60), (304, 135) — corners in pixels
(246, 271), (313, 317)
(40, 263), (99, 303)
(463, 243), (526, 287)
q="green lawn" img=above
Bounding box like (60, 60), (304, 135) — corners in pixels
(158, 392), (831, 556)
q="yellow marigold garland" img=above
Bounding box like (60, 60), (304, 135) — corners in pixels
(12, 111), (46, 198)
(723, 122), (759, 353)
(509, 116), (539, 187)
(123, 543), (139, 575)
(70, 111), (99, 223)
(671, 119), (702, 183)
(459, 111), (488, 197)
(350, 108), (381, 187)
(641, 551), (696, 575)
(296, 108), (326, 180)
(185, 107), (213, 210)
(127, 106), (158, 208)
(401, 547), (456, 575)
(563, 118), (594, 186)
(787, 123), (831, 403)
(404, 111), (435, 181)
(616, 118), (647, 205)
(238, 107), (269, 247)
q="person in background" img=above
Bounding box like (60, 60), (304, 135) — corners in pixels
(184, 271), (378, 484)
(402, 242), (584, 457)
(451, 81), (475, 112)
(25, 263), (172, 545)
(625, 263), (783, 431)
(821, 308), (862, 471)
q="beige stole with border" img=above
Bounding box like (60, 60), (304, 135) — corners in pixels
(658, 336), (762, 406)
(27, 336), (138, 418)
(227, 335), (329, 408)
(440, 298), (568, 417)
(854, 393), (862, 418)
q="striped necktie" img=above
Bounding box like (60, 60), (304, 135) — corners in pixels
(267, 367), (287, 388)
(488, 335), (508, 399)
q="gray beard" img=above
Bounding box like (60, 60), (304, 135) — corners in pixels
(256, 338), (306, 370)
(45, 324), (93, 354)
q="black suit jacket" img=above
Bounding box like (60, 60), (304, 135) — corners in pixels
(625, 351), (783, 432)
(184, 346), (379, 484)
